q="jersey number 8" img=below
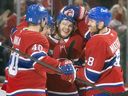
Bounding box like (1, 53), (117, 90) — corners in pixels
(87, 57), (94, 66)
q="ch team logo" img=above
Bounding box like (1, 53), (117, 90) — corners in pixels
(64, 9), (75, 17)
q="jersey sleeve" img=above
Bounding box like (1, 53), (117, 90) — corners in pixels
(77, 37), (108, 83)
(67, 34), (84, 59)
(20, 33), (60, 74)
(77, 17), (88, 37)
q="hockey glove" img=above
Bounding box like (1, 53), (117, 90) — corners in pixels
(58, 59), (76, 83)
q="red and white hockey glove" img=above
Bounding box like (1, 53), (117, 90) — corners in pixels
(58, 59), (76, 83)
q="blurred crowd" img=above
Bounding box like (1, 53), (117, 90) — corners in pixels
(0, 0), (127, 83)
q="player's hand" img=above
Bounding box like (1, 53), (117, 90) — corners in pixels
(58, 59), (76, 83)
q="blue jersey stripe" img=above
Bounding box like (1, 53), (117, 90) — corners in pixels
(103, 56), (116, 70)
(17, 52), (47, 68)
(85, 68), (100, 83)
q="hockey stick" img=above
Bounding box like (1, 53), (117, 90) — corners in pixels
(0, 41), (114, 96)
(0, 40), (127, 95)
(0, 43), (62, 74)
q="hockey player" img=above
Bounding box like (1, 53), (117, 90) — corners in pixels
(76, 6), (125, 96)
(47, 13), (85, 96)
(58, 5), (91, 95)
(5, 4), (76, 96)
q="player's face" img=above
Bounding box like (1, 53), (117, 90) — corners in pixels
(59, 20), (73, 38)
(88, 19), (98, 33)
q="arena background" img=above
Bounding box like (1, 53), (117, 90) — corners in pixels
(0, 0), (128, 90)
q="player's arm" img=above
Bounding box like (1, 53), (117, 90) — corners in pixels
(31, 48), (76, 82)
(19, 41), (76, 82)
(67, 34), (84, 60)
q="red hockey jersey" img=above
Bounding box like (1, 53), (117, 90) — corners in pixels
(77, 29), (125, 95)
(47, 33), (84, 95)
(5, 29), (60, 96)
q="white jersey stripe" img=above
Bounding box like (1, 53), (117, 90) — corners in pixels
(7, 89), (46, 95)
(48, 90), (78, 95)
(79, 82), (124, 90)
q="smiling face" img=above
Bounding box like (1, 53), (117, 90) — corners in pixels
(58, 19), (74, 38)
